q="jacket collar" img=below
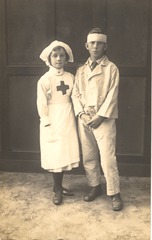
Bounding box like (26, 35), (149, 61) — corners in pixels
(83, 56), (109, 80)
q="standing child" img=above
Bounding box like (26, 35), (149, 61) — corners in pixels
(37, 40), (80, 205)
(72, 28), (123, 211)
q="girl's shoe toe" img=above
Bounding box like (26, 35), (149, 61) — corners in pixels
(53, 190), (62, 205)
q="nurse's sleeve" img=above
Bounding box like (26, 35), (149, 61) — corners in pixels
(97, 66), (119, 119)
(37, 77), (50, 126)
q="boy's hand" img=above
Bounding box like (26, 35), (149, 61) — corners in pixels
(87, 115), (104, 129)
(80, 113), (91, 125)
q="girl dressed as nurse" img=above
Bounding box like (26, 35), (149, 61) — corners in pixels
(37, 40), (80, 205)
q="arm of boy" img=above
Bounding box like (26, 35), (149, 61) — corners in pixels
(97, 65), (119, 119)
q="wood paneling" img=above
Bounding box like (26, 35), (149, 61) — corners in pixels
(117, 77), (146, 155)
(107, 0), (148, 67)
(6, 0), (55, 65)
(8, 76), (39, 152)
(0, 0), (150, 176)
(56, 0), (94, 63)
(56, 0), (107, 63)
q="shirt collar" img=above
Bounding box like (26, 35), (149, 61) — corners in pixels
(87, 55), (109, 66)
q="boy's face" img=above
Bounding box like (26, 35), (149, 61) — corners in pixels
(85, 41), (107, 61)
(49, 48), (67, 69)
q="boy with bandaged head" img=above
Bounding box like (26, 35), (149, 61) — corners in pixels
(72, 28), (123, 211)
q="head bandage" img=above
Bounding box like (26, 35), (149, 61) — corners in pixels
(87, 33), (107, 43)
(40, 40), (74, 66)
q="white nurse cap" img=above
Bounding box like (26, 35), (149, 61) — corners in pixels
(40, 40), (74, 66)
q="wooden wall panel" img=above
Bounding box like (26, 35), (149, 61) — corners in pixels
(107, 0), (148, 66)
(0, 0), (4, 153)
(8, 76), (39, 152)
(116, 77), (146, 155)
(6, 0), (54, 65)
(56, 0), (107, 64)
(0, 0), (150, 175)
(0, 127), (1, 152)
(56, 0), (93, 63)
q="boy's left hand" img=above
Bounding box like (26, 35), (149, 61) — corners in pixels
(87, 115), (104, 129)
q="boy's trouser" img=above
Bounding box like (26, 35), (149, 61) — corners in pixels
(78, 118), (120, 196)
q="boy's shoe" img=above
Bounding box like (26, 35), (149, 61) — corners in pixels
(83, 185), (102, 202)
(53, 190), (62, 205)
(111, 193), (123, 211)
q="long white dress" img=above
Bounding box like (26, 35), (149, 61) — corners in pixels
(37, 66), (80, 172)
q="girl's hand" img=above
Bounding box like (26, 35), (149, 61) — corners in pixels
(87, 115), (104, 129)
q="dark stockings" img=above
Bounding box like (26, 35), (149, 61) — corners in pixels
(52, 172), (63, 192)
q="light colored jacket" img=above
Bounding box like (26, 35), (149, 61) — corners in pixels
(72, 55), (119, 119)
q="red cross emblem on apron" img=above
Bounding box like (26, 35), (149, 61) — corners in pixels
(57, 81), (69, 95)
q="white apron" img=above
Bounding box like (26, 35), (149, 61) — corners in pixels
(37, 67), (80, 172)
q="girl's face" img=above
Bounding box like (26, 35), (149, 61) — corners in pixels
(49, 48), (67, 69)
(85, 41), (107, 61)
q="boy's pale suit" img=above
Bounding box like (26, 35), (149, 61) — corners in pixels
(72, 55), (120, 196)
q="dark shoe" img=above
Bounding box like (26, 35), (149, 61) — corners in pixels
(53, 190), (62, 205)
(111, 193), (123, 211)
(83, 185), (102, 202)
(62, 187), (74, 196)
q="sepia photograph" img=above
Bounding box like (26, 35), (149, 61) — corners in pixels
(0, 0), (151, 239)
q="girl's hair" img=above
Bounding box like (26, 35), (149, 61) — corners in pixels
(48, 46), (69, 64)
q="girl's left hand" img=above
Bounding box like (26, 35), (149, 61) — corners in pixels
(87, 115), (104, 129)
